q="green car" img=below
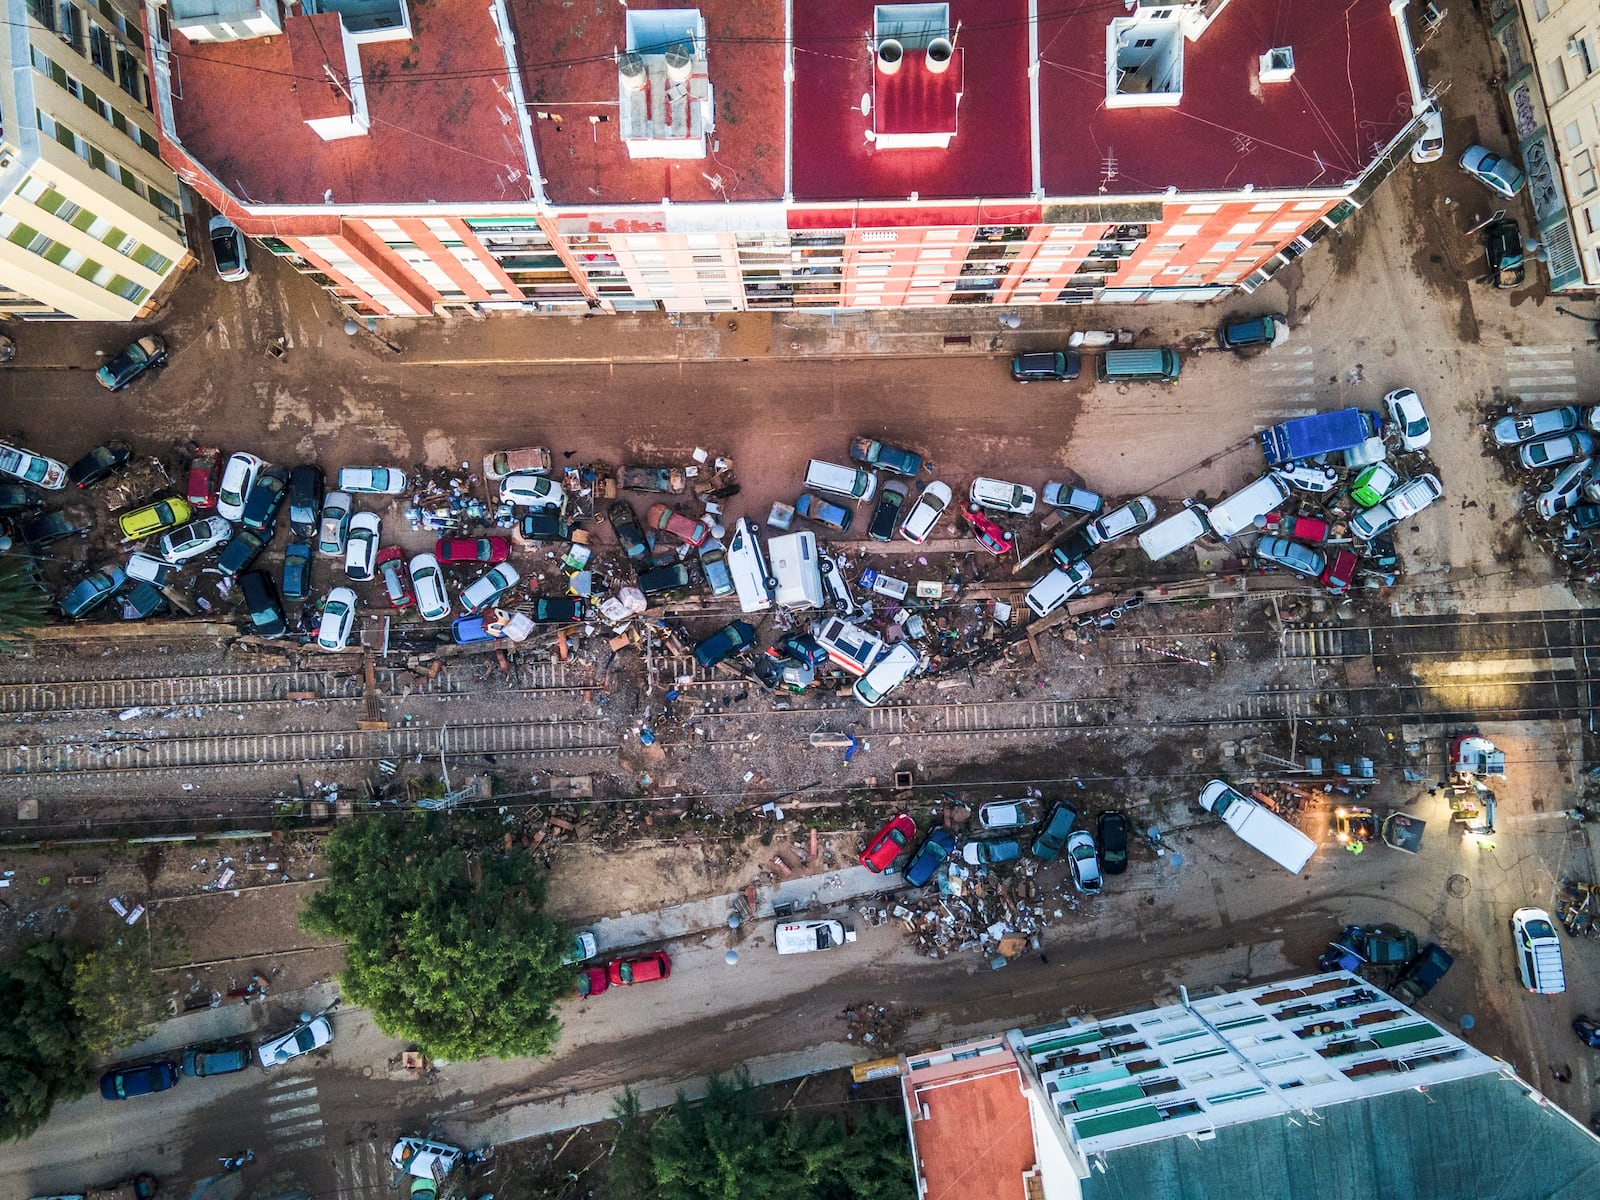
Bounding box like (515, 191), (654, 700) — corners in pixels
(1350, 463), (1398, 509)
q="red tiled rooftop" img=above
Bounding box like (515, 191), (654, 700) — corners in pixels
(169, 0), (529, 206)
(1037, 0), (1413, 195)
(792, 0), (1033, 203)
(515, 0), (786, 206)
(906, 1059), (1037, 1200)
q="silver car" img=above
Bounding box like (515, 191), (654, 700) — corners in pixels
(158, 515), (233, 563)
(1491, 406), (1580, 448)
(1086, 497), (1157, 545)
(1255, 535), (1326, 579)
(317, 491), (352, 556)
(344, 511), (380, 580)
(1520, 431), (1594, 470)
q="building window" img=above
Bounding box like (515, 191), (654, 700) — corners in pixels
(1577, 150), (1599, 196)
(89, 25), (113, 76)
(1566, 121), (1584, 150)
(1185, 203), (1221, 215)
(1249, 201), (1280, 213)
(1534, 0), (1549, 18)
(58, 2), (83, 49)
(1166, 223), (1202, 236)
(1228, 222), (1261, 235)
(1579, 37), (1597, 79)
(1211, 240), (1240, 252)
(115, 48), (143, 102)
(1549, 57), (1571, 97)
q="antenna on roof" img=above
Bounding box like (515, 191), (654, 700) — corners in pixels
(1099, 148), (1118, 193)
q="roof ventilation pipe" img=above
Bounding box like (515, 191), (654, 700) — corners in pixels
(664, 43), (694, 83)
(618, 51), (647, 90)
(926, 37), (952, 74)
(877, 38), (903, 75)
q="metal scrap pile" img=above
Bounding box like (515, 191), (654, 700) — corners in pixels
(885, 858), (1060, 963)
(403, 465), (494, 532)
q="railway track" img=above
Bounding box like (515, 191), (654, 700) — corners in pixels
(0, 715), (617, 779)
(0, 662), (585, 717)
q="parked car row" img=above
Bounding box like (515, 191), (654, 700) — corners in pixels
(99, 1015), (333, 1102)
(859, 803), (1128, 893)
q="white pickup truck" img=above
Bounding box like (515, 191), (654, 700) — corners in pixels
(1198, 780), (1317, 874)
(775, 919), (857, 955)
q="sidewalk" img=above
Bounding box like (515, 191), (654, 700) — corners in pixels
(117, 980), (342, 1060)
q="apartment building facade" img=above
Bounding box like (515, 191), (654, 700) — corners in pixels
(1495, 0), (1600, 290)
(0, 0), (189, 319)
(144, 0), (1432, 320)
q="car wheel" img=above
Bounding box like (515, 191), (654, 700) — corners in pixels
(818, 557), (834, 575)
(833, 599), (848, 614)
(764, 576), (778, 590)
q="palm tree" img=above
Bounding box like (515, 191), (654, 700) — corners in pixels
(0, 553), (52, 651)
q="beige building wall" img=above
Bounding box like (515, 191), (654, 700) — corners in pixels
(0, 0), (190, 319)
(1524, 0), (1600, 283)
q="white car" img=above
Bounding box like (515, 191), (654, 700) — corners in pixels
(408, 552), (451, 621)
(1384, 388), (1432, 452)
(460, 563), (520, 613)
(316, 586), (357, 651)
(391, 1138), (464, 1181)
(1410, 105), (1444, 164)
(337, 466), (408, 495)
(500, 472), (564, 510)
(899, 480), (952, 543)
(1511, 906), (1566, 995)
(1351, 473), (1445, 538)
(208, 214), (249, 282)
(1273, 464), (1340, 494)
(1085, 497), (1157, 545)
(978, 800), (1039, 830)
(217, 452), (264, 522)
(0, 443), (68, 490)
(257, 1015), (332, 1068)
(1066, 830), (1102, 894)
(344, 511), (380, 580)
(317, 491), (352, 557)
(158, 515), (233, 563)
(968, 477), (1036, 516)
(1541, 458), (1594, 519)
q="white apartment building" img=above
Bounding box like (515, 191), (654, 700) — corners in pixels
(0, 0), (190, 319)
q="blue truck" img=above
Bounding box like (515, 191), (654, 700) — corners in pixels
(1260, 408), (1381, 466)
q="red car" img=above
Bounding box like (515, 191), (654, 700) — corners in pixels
(961, 506), (1014, 556)
(375, 546), (415, 610)
(186, 446), (221, 510)
(860, 812), (916, 872)
(436, 536), (511, 564)
(607, 951), (671, 986)
(645, 503), (710, 548)
(1320, 548), (1359, 595)
(576, 965), (609, 998)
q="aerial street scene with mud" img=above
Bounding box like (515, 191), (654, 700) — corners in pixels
(3, 1), (1600, 1198)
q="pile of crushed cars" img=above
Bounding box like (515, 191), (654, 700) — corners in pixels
(1481, 404), (1600, 578)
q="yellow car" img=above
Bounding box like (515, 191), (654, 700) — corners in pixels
(118, 497), (192, 542)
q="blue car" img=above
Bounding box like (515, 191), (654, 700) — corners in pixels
(281, 539), (313, 601)
(452, 613), (496, 645)
(217, 527), (272, 576)
(849, 437), (923, 477)
(61, 565), (126, 618)
(904, 828), (956, 887)
(100, 1060), (179, 1100)
(1030, 802), (1079, 862)
(795, 492), (853, 533)
(693, 620), (755, 668)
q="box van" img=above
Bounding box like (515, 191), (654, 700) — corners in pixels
(1137, 507), (1209, 561)
(727, 517), (774, 613)
(804, 459), (876, 502)
(813, 617), (887, 676)
(1198, 780), (1317, 873)
(768, 531), (825, 609)
(775, 919), (856, 954)
(1207, 474), (1289, 539)
(1096, 348), (1181, 384)
(853, 643), (921, 706)
(1511, 907), (1566, 994)
(1024, 560), (1092, 618)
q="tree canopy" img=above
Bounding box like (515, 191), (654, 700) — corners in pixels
(0, 554), (53, 653)
(608, 1071), (914, 1200)
(0, 932), (161, 1142)
(301, 811), (571, 1061)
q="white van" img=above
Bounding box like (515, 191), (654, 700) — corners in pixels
(805, 459), (876, 502)
(768, 531), (826, 609)
(1511, 907), (1566, 994)
(1207, 474), (1289, 539)
(726, 517), (774, 614)
(852, 643), (921, 707)
(1198, 780), (1317, 874)
(1024, 560), (1092, 618)
(812, 616), (888, 676)
(1137, 506), (1209, 561)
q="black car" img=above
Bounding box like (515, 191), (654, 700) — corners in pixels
(519, 511), (572, 542)
(637, 560), (692, 597)
(1216, 313), (1286, 350)
(119, 579), (167, 619)
(608, 501), (650, 564)
(1097, 810), (1129, 875)
(21, 507), (92, 546)
(238, 571), (286, 638)
(281, 538), (312, 601)
(240, 466), (290, 534)
(780, 633), (828, 667)
(1052, 529), (1096, 569)
(868, 484), (906, 542)
(217, 527), (271, 576)
(67, 439), (131, 489)
(531, 596), (589, 623)
(95, 334), (167, 392)
(1011, 350), (1080, 381)
(1571, 504), (1600, 532)
(0, 483), (46, 512)
(287, 464), (325, 539)
(1484, 218), (1525, 289)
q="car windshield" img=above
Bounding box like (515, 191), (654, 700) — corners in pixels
(24, 459), (50, 483)
(1525, 918), (1556, 939)
(212, 230), (241, 269)
(1405, 417), (1428, 436)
